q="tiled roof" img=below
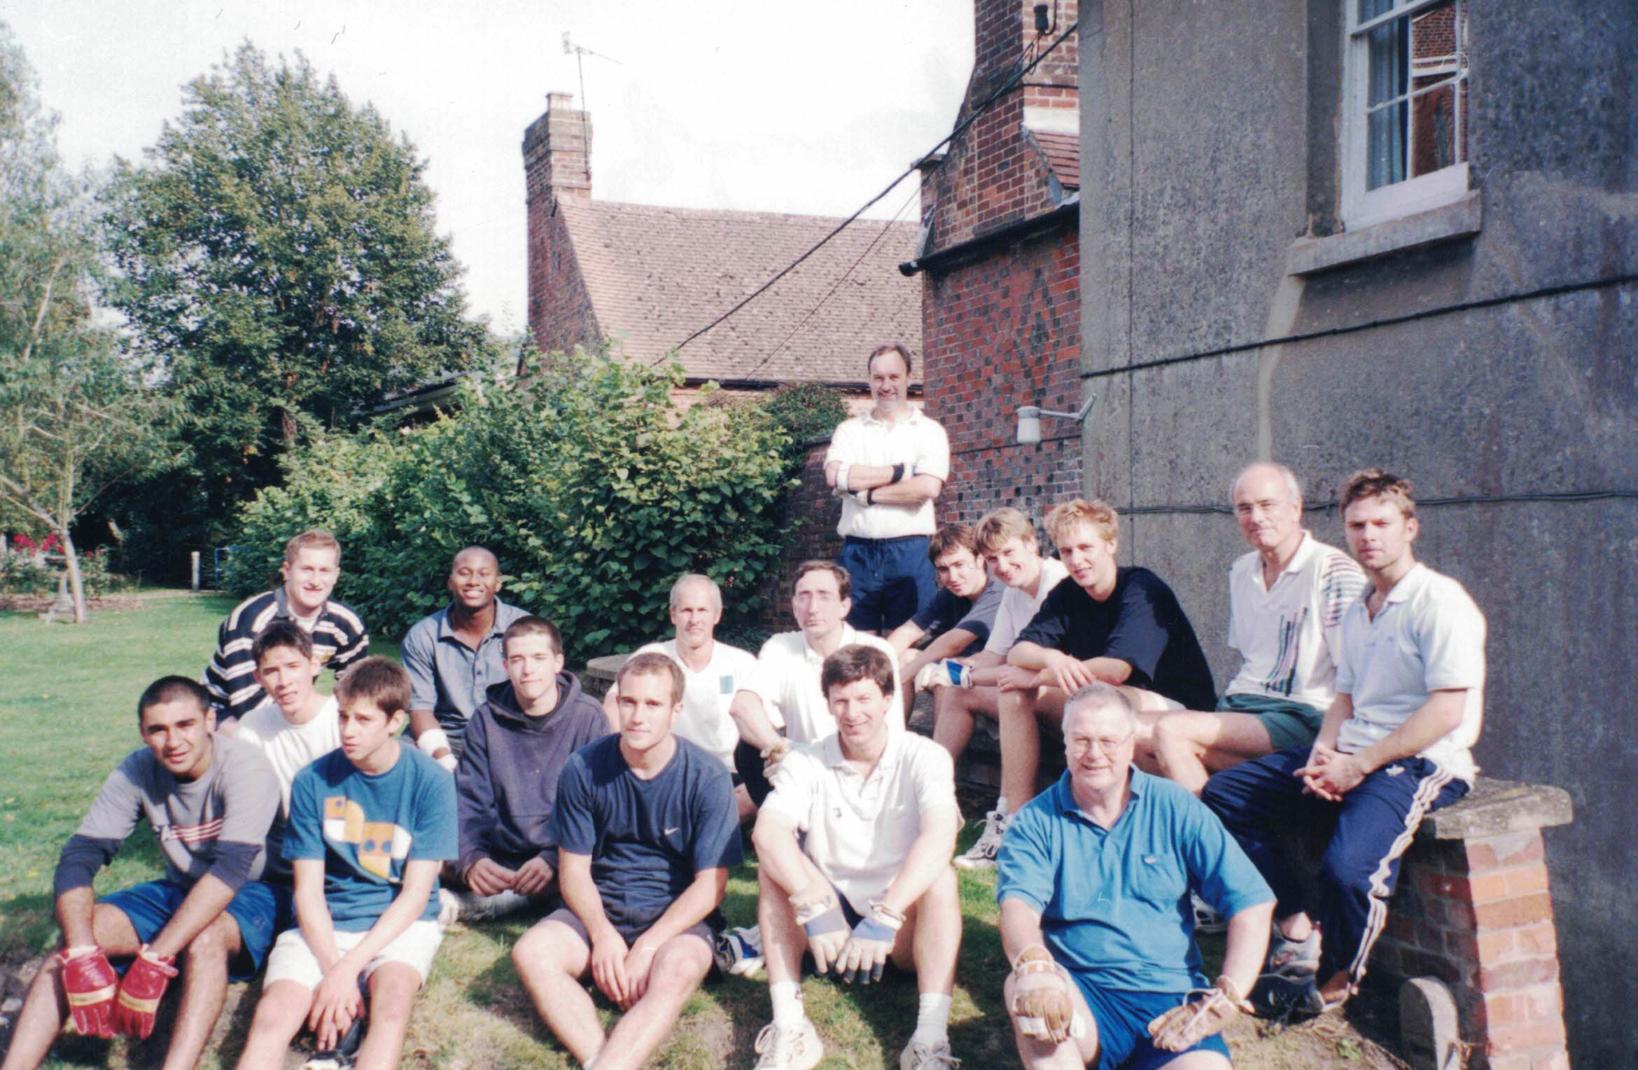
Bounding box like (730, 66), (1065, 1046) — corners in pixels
(1030, 130), (1081, 191)
(559, 199), (923, 387)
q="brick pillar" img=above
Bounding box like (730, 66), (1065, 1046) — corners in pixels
(1373, 781), (1573, 1070)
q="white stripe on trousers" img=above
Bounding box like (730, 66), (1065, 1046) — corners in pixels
(1347, 762), (1458, 983)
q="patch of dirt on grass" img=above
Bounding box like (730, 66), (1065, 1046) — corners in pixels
(0, 594), (149, 614)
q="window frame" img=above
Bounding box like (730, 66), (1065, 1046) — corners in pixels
(1340, 0), (1470, 230)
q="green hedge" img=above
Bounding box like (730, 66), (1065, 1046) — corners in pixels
(229, 353), (801, 663)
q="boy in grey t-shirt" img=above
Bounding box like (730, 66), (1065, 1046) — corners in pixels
(1, 677), (287, 1070)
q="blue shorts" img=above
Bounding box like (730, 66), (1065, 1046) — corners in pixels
(840, 535), (937, 632)
(1068, 977), (1231, 1070)
(101, 879), (293, 982)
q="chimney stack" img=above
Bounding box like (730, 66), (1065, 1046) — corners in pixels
(523, 92), (592, 210)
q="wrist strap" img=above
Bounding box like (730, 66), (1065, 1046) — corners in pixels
(891, 462), (906, 483)
(417, 727), (450, 756)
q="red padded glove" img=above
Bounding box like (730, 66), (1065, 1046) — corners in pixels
(60, 946), (118, 1038)
(111, 945), (178, 1039)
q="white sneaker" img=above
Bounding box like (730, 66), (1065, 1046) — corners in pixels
(1191, 893), (1228, 934)
(437, 888), (462, 927)
(459, 889), (531, 922)
(713, 925), (766, 980)
(953, 809), (1008, 870)
(900, 1039), (962, 1069)
(753, 1019), (822, 1070)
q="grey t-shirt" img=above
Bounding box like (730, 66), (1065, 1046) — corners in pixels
(55, 736), (281, 894)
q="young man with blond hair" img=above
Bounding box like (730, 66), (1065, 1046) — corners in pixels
(1203, 470), (1485, 1020)
(510, 653), (741, 1070)
(206, 529), (368, 729)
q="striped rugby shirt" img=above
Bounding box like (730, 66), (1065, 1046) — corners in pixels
(205, 587), (369, 723)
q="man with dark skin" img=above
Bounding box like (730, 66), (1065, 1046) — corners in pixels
(402, 547), (529, 770)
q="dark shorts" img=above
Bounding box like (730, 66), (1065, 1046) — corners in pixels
(543, 906), (716, 951)
(1067, 979), (1231, 1070)
(101, 878), (293, 982)
(840, 535), (938, 632)
(1218, 692), (1326, 753)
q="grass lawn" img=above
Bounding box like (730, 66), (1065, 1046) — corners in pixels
(1, 591), (1410, 1069)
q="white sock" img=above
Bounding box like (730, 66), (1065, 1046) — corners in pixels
(995, 796), (1010, 817)
(910, 992), (952, 1046)
(770, 980), (805, 1027)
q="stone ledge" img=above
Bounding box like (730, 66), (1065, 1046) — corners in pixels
(1417, 778), (1574, 841)
(1286, 191), (1481, 276)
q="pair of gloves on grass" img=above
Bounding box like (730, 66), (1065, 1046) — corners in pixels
(60, 944), (178, 1040)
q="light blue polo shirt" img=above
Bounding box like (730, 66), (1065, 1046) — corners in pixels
(400, 599), (531, 740)
(996, 768), (1272, 994)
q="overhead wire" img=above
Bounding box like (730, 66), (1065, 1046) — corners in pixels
(666, 18), (1081, 359)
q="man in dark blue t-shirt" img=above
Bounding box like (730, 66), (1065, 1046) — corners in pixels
(887, 522), (1003, 715)
(511, 653), (742, 1070)
(997, 499), (1216, 823)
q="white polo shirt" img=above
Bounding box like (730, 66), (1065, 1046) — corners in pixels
(763, 729), (958, 914)
(636, 638), (761, 771)
(749, 626), (902, 744)
(236, 695), (341, 816)
(984, 557), (1070, 656)
(1334, 563), (1487, 782)
(826, 408), (951, 540)
(1224, 533), (1366, 710)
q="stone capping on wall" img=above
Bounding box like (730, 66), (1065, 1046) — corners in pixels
(1286, 191), (1482, 276)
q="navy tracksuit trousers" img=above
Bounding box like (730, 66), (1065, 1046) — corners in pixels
(1201, 746), (1468, 985)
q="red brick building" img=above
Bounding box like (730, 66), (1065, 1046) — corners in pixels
(904, 0), (1082, 524)
(523, 94), (923, 405)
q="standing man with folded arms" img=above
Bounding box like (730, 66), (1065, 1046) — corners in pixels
(825, 343), (950, 635)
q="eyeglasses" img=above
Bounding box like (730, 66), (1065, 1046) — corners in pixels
(1066, 732), (1134, 755)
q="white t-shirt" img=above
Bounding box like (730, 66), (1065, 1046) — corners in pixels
(1334, 564), (1487, 782)
(636, 638), (761, 770)
(984, 557), (1070, 655)
(826, 409), (951, 540)
(235, 695), (341, 816)
(1224, 533), (1366, 710)
(749, 626), (902, 744)
(763, 730), (957, 914)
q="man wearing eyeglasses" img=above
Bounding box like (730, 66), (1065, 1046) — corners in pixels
(997, 682), (1273, 1070)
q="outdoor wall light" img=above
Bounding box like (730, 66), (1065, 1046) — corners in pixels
(1016, 393), (1096, 445)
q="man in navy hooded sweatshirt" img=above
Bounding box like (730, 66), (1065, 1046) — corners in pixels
(446, 616), (609, 922)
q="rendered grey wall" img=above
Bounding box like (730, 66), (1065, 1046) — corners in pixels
(1077, 1), (1636, 1064)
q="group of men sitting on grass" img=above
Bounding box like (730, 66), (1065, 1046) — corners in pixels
(3, 461), (1488, 1070)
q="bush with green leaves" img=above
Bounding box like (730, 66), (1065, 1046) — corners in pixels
(758, 381), (848, 464)
(230, 353), (793, 663)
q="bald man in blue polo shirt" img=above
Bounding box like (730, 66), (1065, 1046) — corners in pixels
(996, 683), (1274, 1070)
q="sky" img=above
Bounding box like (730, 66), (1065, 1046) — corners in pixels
(3, 0), (974, 334)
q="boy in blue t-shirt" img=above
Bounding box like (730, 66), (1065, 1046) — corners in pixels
(511, 652), (742, 1070)
(235, 657), (457, 1070)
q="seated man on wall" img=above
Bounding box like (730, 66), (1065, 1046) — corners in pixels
(749, 645), (962, 1070)
(1202, 470), (1486, 1020)
(997, 683), (1274, 1070)
(887, 522), (1003, 717)
(235, 658), (458, 1070)
(206, 529), (369, 731)
(824, 342), (950, 635)
(968, 500), (1217, 870)
(1150, 463), (1365, 795)
(604, 574), (763, 822)
(917, 507), (1070, 870)
(510, 653), (741, 1070)
(2, 678), (285, 1070)
(728, 561), (902, 807)
(403, 546), (530, 771)
(449, 616), (609, 923)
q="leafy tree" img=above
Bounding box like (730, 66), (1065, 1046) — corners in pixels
(0, 23), (177, 621)
(101, 43), (491, 529)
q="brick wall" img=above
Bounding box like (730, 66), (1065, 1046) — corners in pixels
(757, 440), (841, 633)
(524, 99), (600, 358)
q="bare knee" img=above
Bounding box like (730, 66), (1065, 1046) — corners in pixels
(185, 914), (238, 965)
(367, 966), (421, 1025)
(648, 940), (710, 992)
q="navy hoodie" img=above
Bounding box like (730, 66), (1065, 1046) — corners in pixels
(454, 673), (611, 875)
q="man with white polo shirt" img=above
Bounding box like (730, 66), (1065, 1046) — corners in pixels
(729, 561), (902, 805)
(606, 574), (763, 821)
(749, 644), (962, 1070)
(1150, 463), (1366, 795)
(825, 343), (950, 634)
(1203, 469), (1486, 1021)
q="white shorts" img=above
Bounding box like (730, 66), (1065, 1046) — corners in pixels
(263, 920), (444, 989)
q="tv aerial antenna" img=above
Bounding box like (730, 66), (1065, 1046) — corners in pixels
(560, 32), (621, 165)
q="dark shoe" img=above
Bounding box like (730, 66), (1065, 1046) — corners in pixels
(1250, 974), (1331, 1023)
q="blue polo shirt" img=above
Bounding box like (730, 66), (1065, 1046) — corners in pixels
(400, 599), (532, 742)
(996, 769), (1271, 994)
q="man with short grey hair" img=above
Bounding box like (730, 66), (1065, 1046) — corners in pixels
(1149, 463), (1365, 795)
(403, 546), (530, 770)
(996, 682), (1273, 1070)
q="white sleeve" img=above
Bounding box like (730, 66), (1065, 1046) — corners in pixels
(985, 591), (1022, 655)
(824, 418), (858, 466)
(915, 419), (950, 481)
